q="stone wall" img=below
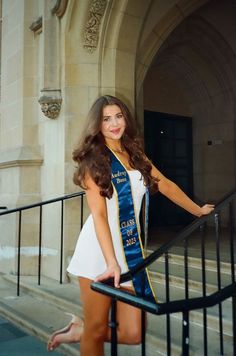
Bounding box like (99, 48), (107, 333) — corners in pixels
(0, 0), (235, 278)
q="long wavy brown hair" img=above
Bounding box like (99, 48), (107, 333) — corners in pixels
(72, 95), (158, 198)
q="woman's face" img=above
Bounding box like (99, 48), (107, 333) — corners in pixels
(100, 104), (126, 143)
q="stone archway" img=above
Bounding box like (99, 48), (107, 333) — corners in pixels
(62, 0), (212, 120)
(99, 0), (211, 114)
(142, 7), (236, 203)
(99, 0), (152, 106)
(136, 0), (210, 96)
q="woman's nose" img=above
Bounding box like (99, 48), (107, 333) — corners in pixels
(110, 117), (118, 126)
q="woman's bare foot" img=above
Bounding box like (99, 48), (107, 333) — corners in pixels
(47, 314), (83, 352)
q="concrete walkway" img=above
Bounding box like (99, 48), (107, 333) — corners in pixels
(0, 317), (62, 356)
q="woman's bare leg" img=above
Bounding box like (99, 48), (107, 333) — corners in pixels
(106, 286), (143, 345)
(48, 284), (143, 352)
(79, 277), (111, 356)
(79, 281), (143, 355)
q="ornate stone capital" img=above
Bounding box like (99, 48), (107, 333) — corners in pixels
(38, 89), (62, 119)
(84, 0), (107, 53)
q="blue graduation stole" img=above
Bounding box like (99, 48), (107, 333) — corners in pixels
(109, 148), (157, 302)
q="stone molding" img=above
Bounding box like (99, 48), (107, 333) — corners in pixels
(84, 0), (107, 53)
(0, 146), (43, 169)
(38, 89), (62, 119)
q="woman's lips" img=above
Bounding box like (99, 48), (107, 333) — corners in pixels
(110, 128), (120, 134)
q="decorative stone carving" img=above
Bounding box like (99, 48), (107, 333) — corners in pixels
(29, 0), (68, 33)
(84, 0), (107, 53)
(38, 89), (62, 119)
(29, 16), (42, 34)
(51, 0), (69, 18)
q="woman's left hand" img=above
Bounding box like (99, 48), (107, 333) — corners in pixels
(199, 204), (215, 216)
(94, 263), (121, 288)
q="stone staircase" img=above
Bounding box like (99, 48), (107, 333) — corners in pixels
(0, 249), (234, 356)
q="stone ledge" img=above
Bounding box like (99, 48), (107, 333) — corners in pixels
(0, 146), (43, 169)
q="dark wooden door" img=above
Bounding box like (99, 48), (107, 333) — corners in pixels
(144, 111), (194, 227)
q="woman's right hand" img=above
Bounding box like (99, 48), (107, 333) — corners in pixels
(198, 204), (215, 216)
(94, 263), (121, 288)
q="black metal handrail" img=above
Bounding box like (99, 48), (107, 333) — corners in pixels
(92, 281), (236, 315)
(91, 189), (236, 356)
(0, 191), (85, 295)
(2, 188), (236, 354)
(102, 189), (236, 286)
(0, 192), (83, 216)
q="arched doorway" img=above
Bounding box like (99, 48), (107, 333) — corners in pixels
(136, 0), (236, 232)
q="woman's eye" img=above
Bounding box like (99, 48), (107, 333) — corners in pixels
(117, 114), (123, 119)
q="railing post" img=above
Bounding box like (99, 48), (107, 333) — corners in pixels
(214, 212), (224, 355)
(140, 270), (146, 356)
(184, 238), (189, 300)
(109, 298), (118, 356)
(38, 205), (42, 285)
(165, 252), (171, 356)
(182, 238), (190, 355)
(17, 210), (22, 296)
(182, 311), (189, 356)
(229, 202), (236, 355)
(200, 222), (208, 355)
(60, 200), (64, 284)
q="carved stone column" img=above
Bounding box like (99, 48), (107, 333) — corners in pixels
(38, 0), (62, 119)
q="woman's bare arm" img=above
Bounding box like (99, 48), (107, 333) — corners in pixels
(151, 164), (214, 217)
(84, 174), (121, 287)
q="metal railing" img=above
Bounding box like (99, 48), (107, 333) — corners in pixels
(0, 192), (85, 296)
(1, 189), (236, 354)
(91, 190), (236, 356)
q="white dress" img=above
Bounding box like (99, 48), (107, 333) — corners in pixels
(67, 170), (146, 286)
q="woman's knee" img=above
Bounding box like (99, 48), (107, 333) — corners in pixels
(85, 321), (108, 342)
(120, 326), (142, 345)
(129, 329), (142, 345)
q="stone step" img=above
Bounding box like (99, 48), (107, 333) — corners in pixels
(5, 269), (231, 334)
(147, 251), (235, 275)
(2, 274), (234, 355)
(150, 269), (231, 300)
(9, 268), (230, 335)
(0, 275), (171, 356)
(147, 251), (234, 286)
(147, 231), (235, 263)
(147, 250), (234, 299)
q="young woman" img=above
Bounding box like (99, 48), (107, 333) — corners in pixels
(47, 95), (214, 355)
